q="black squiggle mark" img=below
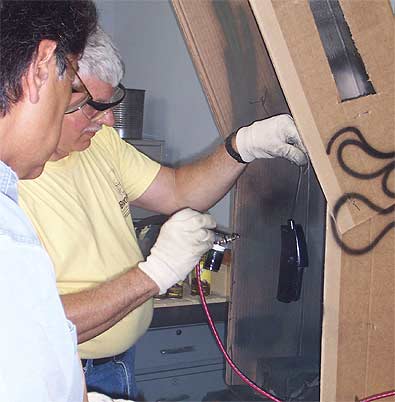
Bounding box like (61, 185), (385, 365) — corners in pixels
(326, 127), (395, 255)
(331, 193), (394, 255)
(327, 126), (395, 197)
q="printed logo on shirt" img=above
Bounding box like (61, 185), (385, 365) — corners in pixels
(108, 169), (130, 219)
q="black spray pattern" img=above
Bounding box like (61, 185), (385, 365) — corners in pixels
(326, 127), (395, 255)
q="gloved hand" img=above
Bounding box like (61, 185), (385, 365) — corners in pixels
(235, 114), (307, 165)
(138, 208), (216, 294)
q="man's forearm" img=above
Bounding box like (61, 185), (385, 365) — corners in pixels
(133, 116), (307, 216)
(173, 142), (246, 212)
(134, 141), (246, 216)
(61, 267), (159, 343)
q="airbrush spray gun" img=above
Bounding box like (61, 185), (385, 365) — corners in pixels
(191, 231), (239, 296)
(203, 231), (240, 272)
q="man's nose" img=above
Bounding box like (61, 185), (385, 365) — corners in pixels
(97, 110), (115, 127)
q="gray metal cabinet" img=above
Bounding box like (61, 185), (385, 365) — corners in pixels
(135, 323), (227, 402)
(125, 139), (164, 163)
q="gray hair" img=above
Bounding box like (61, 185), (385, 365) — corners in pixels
(78, 26), (125, 87)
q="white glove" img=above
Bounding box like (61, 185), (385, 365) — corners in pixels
(235, 114), (307, 165)
(138, 208), (216, 294)
(88, 391), (133, 402)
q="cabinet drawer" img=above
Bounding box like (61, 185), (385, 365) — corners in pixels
(135, 323), (225, 373)
(137, 367), (225, 402)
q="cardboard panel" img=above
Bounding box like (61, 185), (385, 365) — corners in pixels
(250, 0), (394, 234)
(322, 215), (395, 401)
(250, 1), (395, 400)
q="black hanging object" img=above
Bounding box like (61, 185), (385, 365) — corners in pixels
(277, 219), (309, 303)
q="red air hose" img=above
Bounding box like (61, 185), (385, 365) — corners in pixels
(195, 264), (283, 402)
(195, 264), (395, 402)
(358, 391), (395, 402)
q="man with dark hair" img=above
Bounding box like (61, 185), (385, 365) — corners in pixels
(0, 1), (98, 400)
(0, 1), (97, 118)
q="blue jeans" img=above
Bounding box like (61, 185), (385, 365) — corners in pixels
(83, 346), (138, 399)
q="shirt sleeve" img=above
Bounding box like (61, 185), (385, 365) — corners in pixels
(98, 126), (161, 201)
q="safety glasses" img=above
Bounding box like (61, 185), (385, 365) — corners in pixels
(64, 60), (125, 121)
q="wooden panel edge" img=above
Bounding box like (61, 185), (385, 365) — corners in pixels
(320, 210), (342, 402)
(171, 0), (228, 138)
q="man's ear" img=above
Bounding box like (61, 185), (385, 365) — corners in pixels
(24, 39), (58, 104)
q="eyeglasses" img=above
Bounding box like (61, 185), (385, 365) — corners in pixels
(80, 84), (125, 122)
(64, 60), (126, 121)
(64, 60), (93, 115)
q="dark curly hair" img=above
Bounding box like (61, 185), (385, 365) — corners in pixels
(0, 0), (98, 116)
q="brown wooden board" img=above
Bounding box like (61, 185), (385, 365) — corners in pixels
(172, 0), (289, 138)
(172, 0), (326, 397)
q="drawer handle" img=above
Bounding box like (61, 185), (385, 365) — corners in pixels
(160, 346), (195, 355)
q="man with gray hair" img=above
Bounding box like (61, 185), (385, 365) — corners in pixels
(19, 27), (306, 399)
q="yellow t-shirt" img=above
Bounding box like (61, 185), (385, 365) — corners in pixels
(19, 126), (161, 358)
